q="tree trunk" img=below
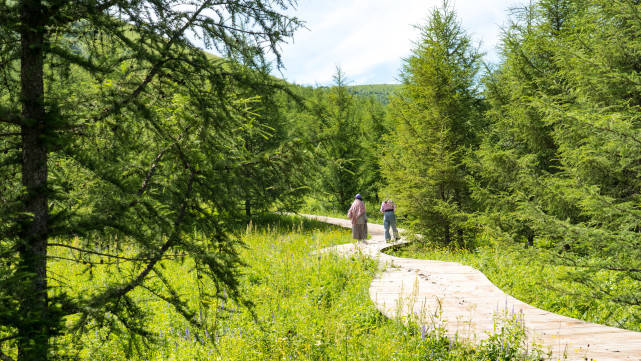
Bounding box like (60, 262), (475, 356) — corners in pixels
(18, 0), (50, 359)
(443, 222), (451, 244)
(245, 198), (251, 218)
(527, 233), (534, 248)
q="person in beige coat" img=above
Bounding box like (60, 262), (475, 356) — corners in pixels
(347, 193), (368, 241)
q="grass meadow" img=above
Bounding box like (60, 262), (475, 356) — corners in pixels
(41, 215), (546, 360)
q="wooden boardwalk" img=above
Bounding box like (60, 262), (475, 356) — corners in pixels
(304, 214), (641, 361)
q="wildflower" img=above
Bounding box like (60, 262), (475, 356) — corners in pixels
(421, 325), (426, 340)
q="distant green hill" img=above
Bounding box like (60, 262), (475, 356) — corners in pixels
(346, 84), (401, 104)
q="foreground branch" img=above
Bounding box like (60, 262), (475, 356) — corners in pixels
(0, 350), (14, 361)
(87, 169), (195, 308)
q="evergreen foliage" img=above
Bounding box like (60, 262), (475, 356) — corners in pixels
(3, 0), (641, 356)
(0, 1), (304, 360)
(357, 97), (390, 205)
(312, 69), (365, 210)
(301, 70), (393, 212)
(472, 0), (641, 322)
(381, 0), (483, 245)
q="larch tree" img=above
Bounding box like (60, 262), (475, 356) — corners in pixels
(313, 68), (365, 210)
(0, 0), (301, 360)
(475, 0), (641, 324)
(382, 0), (483, 245)
(358, 97), (390, 205)
(470, 0), (573, 247)
(518, 0), (641, 320)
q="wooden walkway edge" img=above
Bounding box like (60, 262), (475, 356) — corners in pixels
(302, 214), (641, 361)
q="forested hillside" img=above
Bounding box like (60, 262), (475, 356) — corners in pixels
(346, 84), (401, 105)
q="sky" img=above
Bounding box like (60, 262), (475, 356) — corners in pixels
(272, 0), (525, 86)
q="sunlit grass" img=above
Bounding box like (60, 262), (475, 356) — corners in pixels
(40, 215), (545, 360)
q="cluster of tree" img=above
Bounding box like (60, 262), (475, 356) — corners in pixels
(380, 0), (641, 325)
(290, 69), (392, 211)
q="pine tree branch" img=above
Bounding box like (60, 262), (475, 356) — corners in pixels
(0, 350), (14, 361)
(541, 101), (641, 146)
(0, 133), (20, 137)
(48, 243), (187, 263)
(94, 2), (210, 122)
(0, 104), (20, 125)
(0, 335), (15, 361)
(0, 144), (21, 154)
(129, 125), (192, 206)
(85, 168), (195, 310)
(48, 243), (150, 262)
(0, 334), (17, 343)
(589, 124), (641, 147)
(47, 44), (110, 74)
(557, 254), (641, 273)
(141, 271), (200, 327)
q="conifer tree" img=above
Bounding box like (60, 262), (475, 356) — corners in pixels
(382, 0), (482, 245)
(476, 0), (641, 323)
(519, 0), (641, 318)
(471, 0), (573, 246)
(313, 68), (364, 210)
(0, 1), (301, 360)
(358, 97), (389, 204)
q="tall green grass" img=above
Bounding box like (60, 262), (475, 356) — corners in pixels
(38, 215), (545, 360)
(389, 243), (641, 332)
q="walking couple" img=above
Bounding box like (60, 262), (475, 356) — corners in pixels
(347, 194), (400, 243)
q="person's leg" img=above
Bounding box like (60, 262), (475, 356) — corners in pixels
(390, 213), (399, 240)
(383, 213), (391, 241)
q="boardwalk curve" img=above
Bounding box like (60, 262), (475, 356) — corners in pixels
(303, 214), (641, 361)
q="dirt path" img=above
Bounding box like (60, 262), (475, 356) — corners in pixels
(303, 214), (641, 361)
